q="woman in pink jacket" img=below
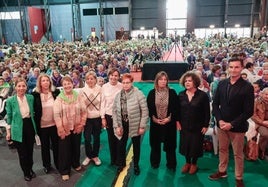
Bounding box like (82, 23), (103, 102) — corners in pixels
(53, 76), (87, 181)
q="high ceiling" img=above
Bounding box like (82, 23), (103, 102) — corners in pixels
(0, 0), (126, 7)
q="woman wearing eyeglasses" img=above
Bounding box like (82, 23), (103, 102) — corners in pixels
(113, 73), (148, 175)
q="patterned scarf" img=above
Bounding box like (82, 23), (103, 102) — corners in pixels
(155, 88), (169, 119)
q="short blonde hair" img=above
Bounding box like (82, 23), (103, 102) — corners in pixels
(85, 71), (97, 80)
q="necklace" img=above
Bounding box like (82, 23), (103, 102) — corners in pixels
(41, 92), (51, 102)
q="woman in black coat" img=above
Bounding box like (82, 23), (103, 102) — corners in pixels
(147, 71), (178, 171)
(177, 71), (210, 174)
(32, 74), (60, 174)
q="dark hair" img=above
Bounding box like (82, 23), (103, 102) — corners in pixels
(228, 56), (244, 67)
(241, 72), (247, 78)
(212, 64), (221, 73)
(252, 82), (260, 87)
(245, 62), (254, 69)
(72, 69), (80, 76)
(180, 71), (201, 88)
(107, 67), (120, 77)
(220, 71), (227, 77)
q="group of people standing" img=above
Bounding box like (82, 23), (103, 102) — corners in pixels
(5, 74), (87, 181)
(4, 56), (254, 187)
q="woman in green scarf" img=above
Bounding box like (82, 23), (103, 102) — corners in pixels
(0, 76), (10, 99)
(53, 76), (87, 181)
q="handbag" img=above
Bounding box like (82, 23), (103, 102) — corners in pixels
(203, 136), (213, 152)
(35, 134), (41, 146)
(244, 134), (258, 161)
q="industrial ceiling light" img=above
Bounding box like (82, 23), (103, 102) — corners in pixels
(235, 24), (240, 28)
(209, 25), (215, 29)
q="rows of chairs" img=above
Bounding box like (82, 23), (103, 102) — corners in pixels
(0, 98), (7, 138)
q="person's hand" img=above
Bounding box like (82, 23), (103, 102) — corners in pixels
(263, 120), (268, 127)
(152, 115), (159, 124)
(220, 122), (232, 131)
(6, 131), (10, 141)
(138, 127), (145, 135)
(201, 127), (208, 134)
(74, 126), (83, 134)
(59, 134), (66, 140)
(219, 120), (225, 128)
(102, 118), (107, 128)
(116, 127), (123, 136)
(5, 125), (11, 140)
(57, 127), (66, 139)
(160, 117), (170, 125)
(153, 116), (170, 125)
(176, 121), (182, 131)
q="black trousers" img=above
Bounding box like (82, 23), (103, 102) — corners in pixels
(150, 124), (177, 169)
(150, 141), (176, 168)
(13, 118), (35, 177)
(116, 121), (141, 167)
(84, 117), (102, 158)
(105, 114), (118, 165)
(40, 125), (59, 169)
(58, 131), (81, 175)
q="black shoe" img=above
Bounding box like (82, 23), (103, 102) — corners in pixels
(8, 141), (16, 149)
(30, 170), (36, 178)
(43, 167), (51, 174)
(134, 166), (140, 175)
(24, 175), (31, 181)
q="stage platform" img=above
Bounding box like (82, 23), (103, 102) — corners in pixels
(141, 61), (189, 81)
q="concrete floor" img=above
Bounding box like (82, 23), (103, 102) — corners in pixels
(0, 132), (86, 187)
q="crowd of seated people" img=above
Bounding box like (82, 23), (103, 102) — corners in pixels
(185, 31), (268, 160)
(0, 38), (168, 86)
(0, 31), (268, 182)
(0, 38), (169, 151)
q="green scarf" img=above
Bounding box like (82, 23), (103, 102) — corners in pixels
(58, 90), (78, 104)
(0, 82), (10, 89)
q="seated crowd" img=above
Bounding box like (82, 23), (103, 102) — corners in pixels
(0, 31), (267, 186)
(185, 31), (268, 156)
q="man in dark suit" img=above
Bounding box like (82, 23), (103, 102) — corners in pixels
(209, 57), (254, 187)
